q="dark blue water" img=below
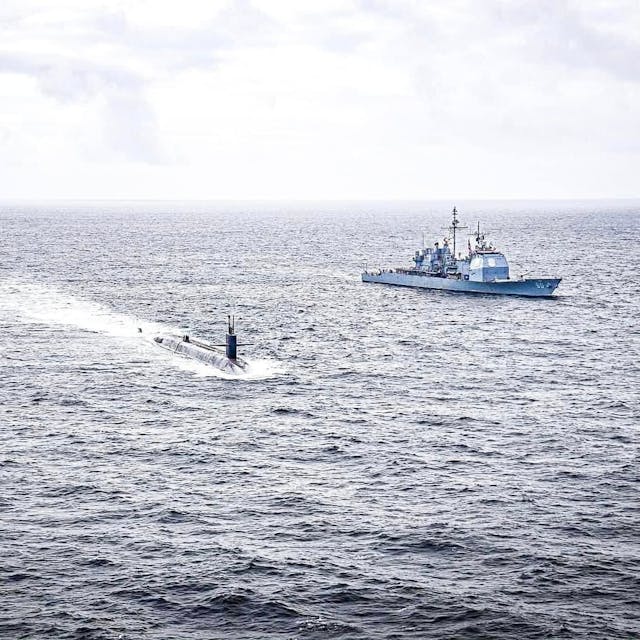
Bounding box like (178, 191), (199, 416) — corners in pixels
(1, 201), (639, 639)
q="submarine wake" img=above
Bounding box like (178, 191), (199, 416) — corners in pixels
(171, 355), (285, 380)
(0, 279), (163, 338)
(0, 279), (281, 380)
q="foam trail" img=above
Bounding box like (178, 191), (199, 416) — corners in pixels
(0, 280), (163, 338)
(0, 279), (281, 380)
(174, 357), (287, 380)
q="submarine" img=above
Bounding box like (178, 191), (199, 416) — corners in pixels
(151, 315), (248, 374)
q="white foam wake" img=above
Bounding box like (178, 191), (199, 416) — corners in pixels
(0, 280), (163, 338)
(173, 357), (286, 380)
(0, 279), (281, 380)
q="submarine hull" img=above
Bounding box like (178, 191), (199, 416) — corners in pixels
(154, 335), (247, 373)
(362, 271), (561, 297)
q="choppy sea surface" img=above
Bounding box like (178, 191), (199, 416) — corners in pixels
(1, 200), (639, 640)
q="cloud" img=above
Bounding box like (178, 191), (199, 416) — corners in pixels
(0, 51), (139, 101)
(0, 0), (639, 198)
(101, 89), (164, 162)
(0, 0), (281, 164)
(87, 1), (278, 73)
(0, 49), (166, 162)
(489, 0), (640, 82)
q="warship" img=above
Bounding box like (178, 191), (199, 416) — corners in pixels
(151, 315), (248, 374)
(362, 207), (561, 297)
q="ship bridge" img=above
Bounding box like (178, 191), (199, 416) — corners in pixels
(469, 252), (510, 282)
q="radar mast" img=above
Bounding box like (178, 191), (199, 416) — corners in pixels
(448, 206), (468, 257)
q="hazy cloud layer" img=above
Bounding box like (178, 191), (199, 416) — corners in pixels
(1, 0), (639, 198)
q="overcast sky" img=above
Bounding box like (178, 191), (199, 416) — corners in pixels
(1, 0), (639, 200)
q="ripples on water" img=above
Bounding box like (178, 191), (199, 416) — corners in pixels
(0, 201), (639, 639)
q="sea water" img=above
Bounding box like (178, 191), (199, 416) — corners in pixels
(1, 201), (638, 639)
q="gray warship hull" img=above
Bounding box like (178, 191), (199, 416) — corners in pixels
(154, 334), (247, 373)
(362, 271), (561, 297)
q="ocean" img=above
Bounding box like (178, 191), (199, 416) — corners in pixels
(1, 201), (638, 639)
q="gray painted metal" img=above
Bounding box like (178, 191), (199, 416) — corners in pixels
(362, 271), (561, 297)
(154, 335), (246, 373)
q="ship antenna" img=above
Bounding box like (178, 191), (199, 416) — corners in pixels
(449, 205), (467, 257)
(452, 206), (458, 256)
(442, 207), (467, 258)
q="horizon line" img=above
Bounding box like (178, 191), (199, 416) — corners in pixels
(2, 197), (640, 203)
